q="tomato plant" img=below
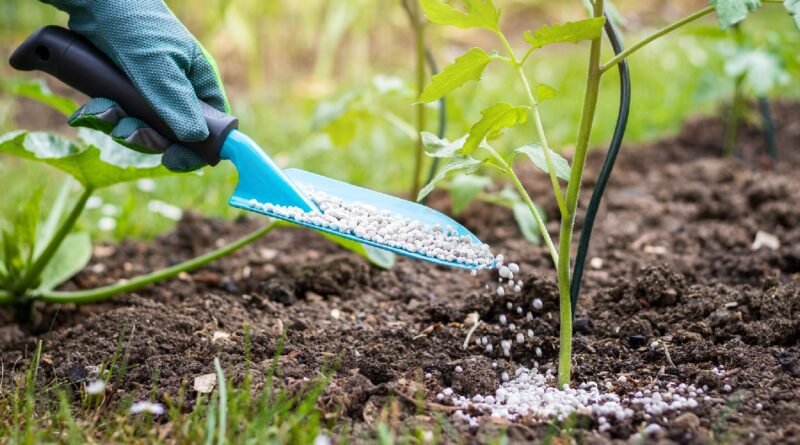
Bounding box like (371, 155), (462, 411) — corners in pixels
(416, 0), (800, 386)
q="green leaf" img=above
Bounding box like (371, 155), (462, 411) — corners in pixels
(418, 48), (493, 103)
(421, 132), (469, 158)
(419, 0), (501, 32)
(449, 174), (492, 215)
(535, 84), (558, 101)
(523, 17), (606, 50)
(0, 130), (176, 189)
(512, 201), (541, 244)
(37, 232), (92, 291)
(725, 49), (789, 95)
(418, 156), (483, 201)
(514, 143), (571, 181)
(709, 0), (762, 28)
(3, 79), (78, 116)
(463, 103), (529, 155)
(320, 233), (396, 269)
(785, 0), (800, 30)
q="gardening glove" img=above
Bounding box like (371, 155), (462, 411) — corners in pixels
(41, 0), (230, 172)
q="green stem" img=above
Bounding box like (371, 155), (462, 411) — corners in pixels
(33, 221), (279, 304)
(724, 73), (746, 156)
(600, 6), (715, 74)
(556, 0), (605, 388)
(478, 144), (558, 263)
(514, 65), (568, 218)
(508, 167), (559, 265)
(15, 186), (93, 293)
(405, 0), (427, 199)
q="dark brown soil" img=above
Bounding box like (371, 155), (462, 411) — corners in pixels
(2, 103), (800, 444)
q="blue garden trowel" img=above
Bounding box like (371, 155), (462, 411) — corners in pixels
(10, 26), (488, 269)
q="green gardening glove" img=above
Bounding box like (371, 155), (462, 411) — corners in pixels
(41, 0), (230, 172)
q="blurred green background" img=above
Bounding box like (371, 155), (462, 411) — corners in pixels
(1, 0), (798, 241)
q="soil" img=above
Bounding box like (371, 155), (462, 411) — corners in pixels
(2, 102), (800, 444)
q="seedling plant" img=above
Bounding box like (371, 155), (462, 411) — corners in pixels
(0, 81), (394, 320)
(415, 0), (800, 387)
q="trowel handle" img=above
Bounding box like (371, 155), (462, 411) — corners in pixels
(9, 26), (237, 166)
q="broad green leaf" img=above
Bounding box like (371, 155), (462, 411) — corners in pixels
(514, 143), (571, 181)
(535, 84), (558, 102)
(419, 0), (501, 32)
(418, 48), (493, 103)
(709, 0), (762, 28)
(512, 201), (541, 244)
(36, 177), (74, 257)
(418, 156), (483, 201)
(449, 174), (492, 215)
(785, 0), (800, 30)
(3, 79), (78, 116)
(37, 232), (92, 291)
(320, 233), (395, 269)
(421, 132), (469, 158)
(725, 49), (789, 95)
(523, 18), (606, 50)
(0, 130), (176, 189)
(463, 103), (529, 155)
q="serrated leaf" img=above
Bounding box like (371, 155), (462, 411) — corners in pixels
(421, 132), (469, 158)
(3, 79), (78, 116)
(785, 0), (800, 30)
(419, 0), (501, 32)
(725, 49), (789, 95)
(512, 202), (541, 244)
(0, 130), (176, 189)
(449, 174), (492, 215)
(319, 233), (396, 269)
(523, 17), (606, 50)
(37, 232), (92, 291)
(418, 156), (483, 201)
(419, 48), (493, 103)
(709, 0), (762, 28)
(514, 143), (571, 181)
(535, 84), (558, 101)
(463, 103), (529, 155)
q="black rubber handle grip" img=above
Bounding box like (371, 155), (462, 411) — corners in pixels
(9, 26), (237, 166)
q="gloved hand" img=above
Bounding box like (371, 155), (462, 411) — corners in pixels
(41, 0), (229, 172)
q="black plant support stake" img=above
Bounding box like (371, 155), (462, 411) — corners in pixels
(570, 16), (631, 319)
(422, 46), (447, 204)
(758, 96), (778, 161)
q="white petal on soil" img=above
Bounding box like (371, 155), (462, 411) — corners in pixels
(130, 401), (165, 415)
(212, 331), (230, 342)
(85, 380), (106, 395)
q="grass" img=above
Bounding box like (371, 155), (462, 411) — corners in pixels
(0, 327), (482, 444)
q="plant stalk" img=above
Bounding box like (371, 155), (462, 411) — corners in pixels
(508, 167), (558, 265)
(600, 6), (715, 74)
(723, 73), (746, 156)
(513, 66), (568, 218)
(405, 0), (427, 199)
(556, 0), (605, 388)
(14, 186), (93, 293)
(32, 221), (279, 304)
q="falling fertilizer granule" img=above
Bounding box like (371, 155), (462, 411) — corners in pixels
(248, 186), (497, 267)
